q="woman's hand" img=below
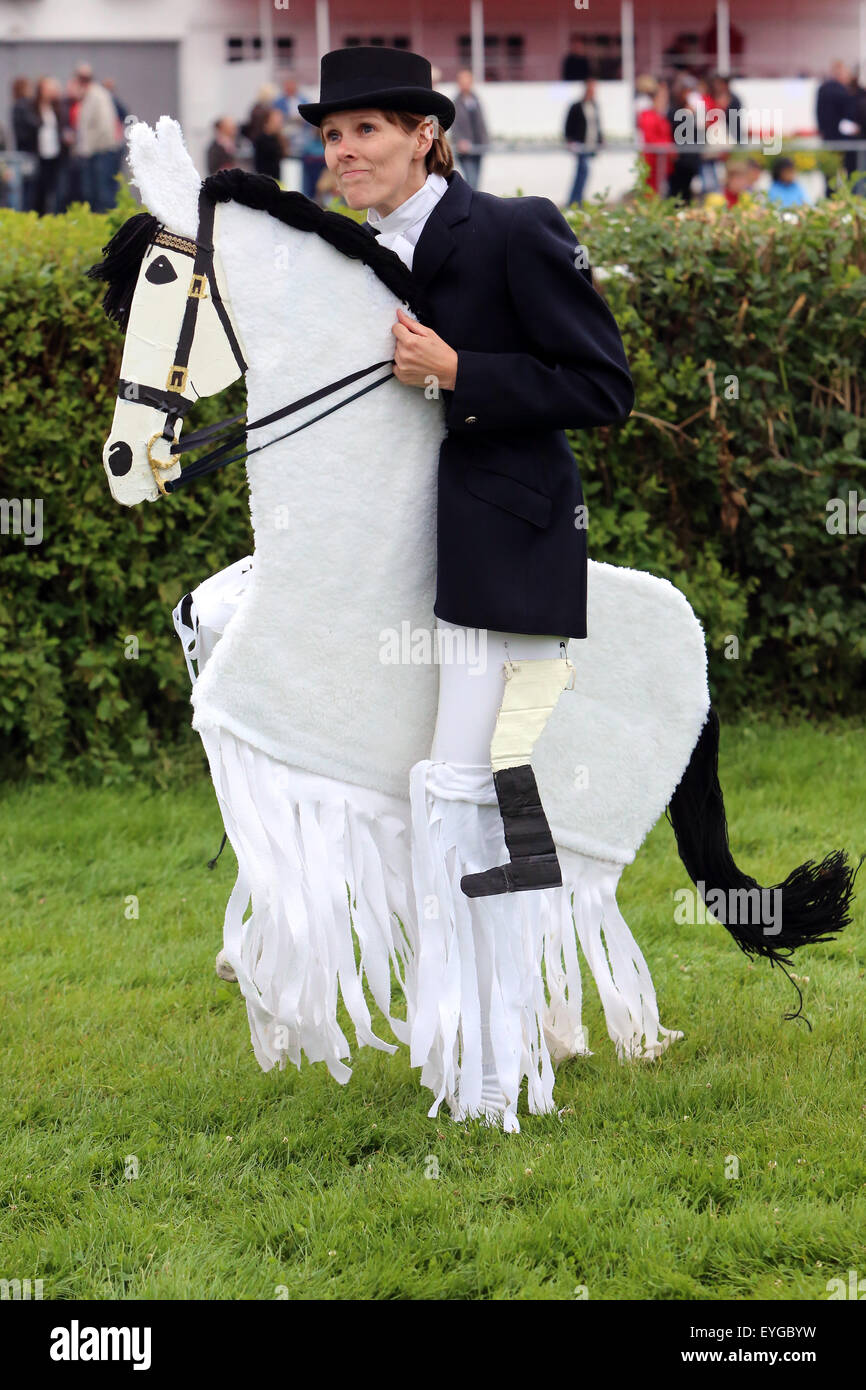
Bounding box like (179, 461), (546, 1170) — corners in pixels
(392, 305), (458, 392)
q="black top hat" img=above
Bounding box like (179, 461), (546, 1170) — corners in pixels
(297, 46), (455, 132)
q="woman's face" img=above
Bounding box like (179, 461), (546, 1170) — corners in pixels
(321, 108), (431, 215)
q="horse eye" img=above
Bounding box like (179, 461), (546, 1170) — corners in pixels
(145, 255), (178, 285)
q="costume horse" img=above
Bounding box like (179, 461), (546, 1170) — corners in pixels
(90, 119), (860, 1132)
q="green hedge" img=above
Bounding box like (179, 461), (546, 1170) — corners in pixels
(0, 178), (864, 783)
(566, 179), (866, 715)
(0, 182), (250, 785)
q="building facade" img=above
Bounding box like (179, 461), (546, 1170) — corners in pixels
(1, 0), (862, 194)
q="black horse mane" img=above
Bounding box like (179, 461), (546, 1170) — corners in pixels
(86, 167), (432, 330)
(86, 210), (162, 329)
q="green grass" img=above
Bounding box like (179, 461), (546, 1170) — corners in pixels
(2, 716), (865, 1300)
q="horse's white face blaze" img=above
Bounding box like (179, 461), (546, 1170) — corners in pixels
(102, 224), (245, 506)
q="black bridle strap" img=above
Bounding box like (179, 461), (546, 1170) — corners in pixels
(169, 191), (238, 386)
(171, 356), (395, 456)
(164, 365), (395, 491)
(117, 380), (197, 416)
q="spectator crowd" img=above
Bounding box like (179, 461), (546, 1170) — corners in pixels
(566, 59), (866, 209)
(1, 63), (127, 212)
(3, 50), (866, 217)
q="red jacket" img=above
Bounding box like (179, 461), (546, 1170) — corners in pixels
(637, 109), (673, 193)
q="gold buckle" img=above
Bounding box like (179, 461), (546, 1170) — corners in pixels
(166, 364), (188, 392)
(188, 272), (208, 299)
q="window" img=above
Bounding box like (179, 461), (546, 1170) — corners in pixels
(275, 37), (295, 69)
(226, 34), (295, 68)
(458, 32), (525, 81)
(342, 36), (410, 49)
(226, 36), (263, 64)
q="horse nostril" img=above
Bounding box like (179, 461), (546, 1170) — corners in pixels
(108, 440), (133, 476)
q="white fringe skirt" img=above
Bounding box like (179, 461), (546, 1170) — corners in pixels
(177, 562), (683, 1133)
(198, 727), (683, 1134)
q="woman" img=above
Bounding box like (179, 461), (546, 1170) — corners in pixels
(11, 76), (39, 212)
(299, 46), (634, 1122)
(33, 76), (64, 215)
(252, 106), (288, 182)
(636, 79), (672, 195)
(666, 75), (702, 204)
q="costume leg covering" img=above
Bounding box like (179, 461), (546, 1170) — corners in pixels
(407, 623), (568, 1132)
(173, 561), (416, 1082)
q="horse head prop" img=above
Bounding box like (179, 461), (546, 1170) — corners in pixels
(90, 118), (247, 506)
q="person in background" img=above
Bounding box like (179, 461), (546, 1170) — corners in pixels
(636, 79), (672, 196)
(722, 156), (762, 207)
(702, 73), (744, 193)
(766, 155), (809, 207)
(57, 74), (83, 210)
(314, 160), (340, 208)
(12, 76), (39, 211)
(687, 73), (726, 193)
(0, 119), (12, 209)
(709, 75), (743, 128)
(561, 35), (590, 82)
(103, 77), (127, 125)
(241, 85), (278, 146)
(253, 107), (287, 182)
(206, 117), (239, 176)
(667, 74), (702, 204)
(722, 157), (761, 206)
(848, 76), (866, 195)
(102, 78), (128, 181)
(75, 63), (121, 212)
(274, 75), (309, 163)
(634, 74), (658, 117)
(298, 116), (328, 202)
(33, 75), (64, 215)
(564, 78), (603, 206)
(816, 61), (858, 194)
(451, 67), (489, 188)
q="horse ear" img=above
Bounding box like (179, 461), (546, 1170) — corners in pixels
(127, 116), (201, 238)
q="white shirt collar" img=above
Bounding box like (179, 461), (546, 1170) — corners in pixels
(366, 171), (448, 238)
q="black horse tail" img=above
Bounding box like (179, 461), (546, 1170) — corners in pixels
(666, 705), (864, 1020)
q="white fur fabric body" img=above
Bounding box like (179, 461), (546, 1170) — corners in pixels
(176, 557), (690, 1133)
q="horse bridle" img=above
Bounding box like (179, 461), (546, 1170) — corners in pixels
(120, 186), (397, 496)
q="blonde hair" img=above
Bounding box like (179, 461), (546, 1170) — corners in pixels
(319, 108), (454, 176)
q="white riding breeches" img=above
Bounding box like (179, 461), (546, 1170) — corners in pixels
(430, 618), (571, 767)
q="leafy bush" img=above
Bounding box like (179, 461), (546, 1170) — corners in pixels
(0, 182), (249, 784)
(568, 181), (866, 715)
(1, 178), (864, 783)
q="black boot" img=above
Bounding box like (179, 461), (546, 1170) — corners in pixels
(461, 763), (562, 897)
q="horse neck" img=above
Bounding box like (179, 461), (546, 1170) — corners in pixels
(215, 199), (407, 471)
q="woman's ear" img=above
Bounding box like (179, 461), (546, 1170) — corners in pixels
(417, 118), (435, 159)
